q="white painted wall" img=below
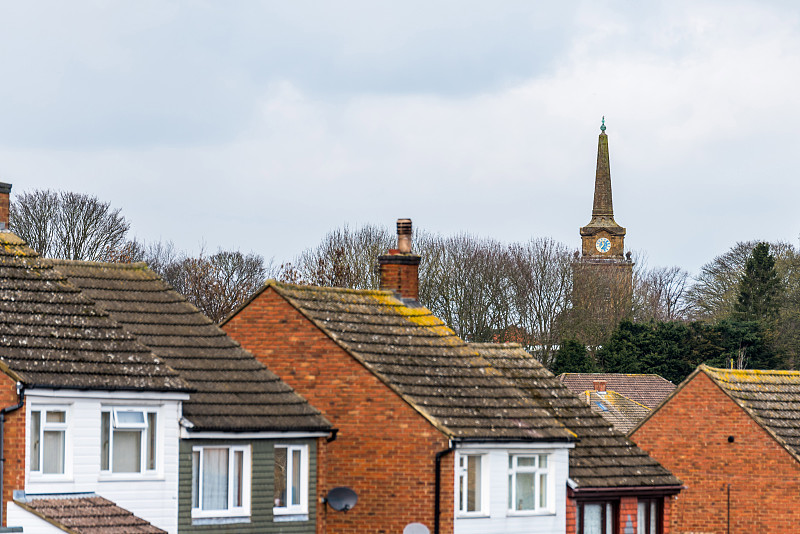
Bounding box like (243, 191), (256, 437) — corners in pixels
(23, 391), (184, 534)
(7, 502), (66, 533)
(453, 443), (572, 534)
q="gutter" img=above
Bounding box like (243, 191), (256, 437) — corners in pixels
(0, 383), (24, 527)
(434, 442), (454, 534)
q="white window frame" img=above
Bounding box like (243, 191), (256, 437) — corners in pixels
(273, 444), (309, 516)
(191, 445), (252, 519)
(507, 453), (553, 515)
(100, 407), (159, 476)
(28, 405), (71, 480)
(455, 452), (489, 517)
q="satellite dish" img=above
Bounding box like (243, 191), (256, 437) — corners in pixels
(326, 486), (358, 512)
(403, 523), (430, 534)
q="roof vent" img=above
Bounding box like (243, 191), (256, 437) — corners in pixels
(397, 218), (412, 254)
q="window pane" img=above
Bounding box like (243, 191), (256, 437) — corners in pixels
(515, 472), (535, 510)
(116, 411), (145, 425)
(42, 430), (64, 474)
(192, 451), (200, 509)
(31, 411), (40, 472)
(518, 456), (536, 467)
(638, 502), (646, 534)
(202, 448), (229, 510)
(274, 447), (287, 507)
(650, 501), (657, 533)
(467, 455), (481, 512)
(101, 412), (110, 471)
(291, 449), (301, 506)
(458, 468), (465, 511)
(538, 454), (548, 468)
(113, 430), (141, 473)
(539, 472), (547, 508)
(146, 413), (156, 471)
(583, 504), (602, 534)
(46, 411), (65, 424)
(606, 503), (613, 533)
(233, 450), (243, 508)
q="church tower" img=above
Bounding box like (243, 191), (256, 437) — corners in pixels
(570, 119), (633, 342)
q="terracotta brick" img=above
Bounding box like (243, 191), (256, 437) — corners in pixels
(224, 287), (452, 534)
(631, 371), (800, 532)
(0, 372), (23, 527)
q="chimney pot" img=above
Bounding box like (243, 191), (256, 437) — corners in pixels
(0, 182), (12, 230)
(593, 380), (607, 393)
(397, 218), (412, 254)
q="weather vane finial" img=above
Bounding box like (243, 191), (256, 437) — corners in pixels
(601, 116), (606, 132)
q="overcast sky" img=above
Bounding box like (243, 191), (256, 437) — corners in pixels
(1, 1), (799, 276)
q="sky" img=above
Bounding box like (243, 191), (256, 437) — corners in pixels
(1, 1), (799, 277)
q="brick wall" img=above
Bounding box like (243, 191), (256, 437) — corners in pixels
(223, 288), (453, 534)
(631, 370), (800, 533)
(0, 372), (23, 527)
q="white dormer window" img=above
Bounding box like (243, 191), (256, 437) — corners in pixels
(101, 407), (158, 474)
(273, 444), (309, 517)
(456, 453), (488, 517)
(508, 453), (552, 514)
(29, 407), (68, 476)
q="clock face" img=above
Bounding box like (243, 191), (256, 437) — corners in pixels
(596, 238), (611, 253)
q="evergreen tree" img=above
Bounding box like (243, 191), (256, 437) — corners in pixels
(734, 242), (782, 323)
(551, 339), (597, 375)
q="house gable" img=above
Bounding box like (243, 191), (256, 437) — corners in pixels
(223, 284), (454, 534)
(631, 369), (800, 532)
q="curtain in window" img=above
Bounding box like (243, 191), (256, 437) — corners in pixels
(583, 504), (602, 534)
(203, 448), (229, 510)
(467, 455), (481, 511)
(112, 430), (141, 472)
(291, 449), (301, 506)
(274, 447), (287, 507)
(42, 430), (64, 474)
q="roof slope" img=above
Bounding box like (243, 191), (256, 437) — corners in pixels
(15, 495), (165, 533)
(472, 343), (681, 489)
(558, 373), (675, 409)
(262, 281), (575, 442)
(54, 261), (331, 433)
(0, 232), (186, 392)
(702, 366), (800, 461)
(581, 390), (650, 434)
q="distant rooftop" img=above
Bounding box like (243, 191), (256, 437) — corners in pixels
(558, 373), (676, 409)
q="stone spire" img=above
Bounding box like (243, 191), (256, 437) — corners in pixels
(592, 117), (614, 220)
(581, 118), (625, 236)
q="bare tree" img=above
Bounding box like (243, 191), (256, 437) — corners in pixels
(278, 224), (394, 289)
(634, 265), (691, 322)
(10, 189), (130, 261)
(505, 238), (573, 366)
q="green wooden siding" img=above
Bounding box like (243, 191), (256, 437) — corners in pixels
(178, 439), (317, 533)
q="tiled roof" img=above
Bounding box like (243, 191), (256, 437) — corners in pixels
(471, 343), (681, 489)
(53, 261), (331, 433)
(558, 373), (675, 409)
(701, 365), (800, 461)
(264, 281), (575, 442)
(581, 390), (650, 434)
(15, 495), (166, 533)
(0, 232), (187, 392)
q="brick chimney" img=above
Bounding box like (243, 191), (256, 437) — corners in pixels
(379, 218), (420, 300)
(0, 182), (11, 230)
(593, 380), (607, 394)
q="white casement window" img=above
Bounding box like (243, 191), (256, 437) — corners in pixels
(192, 445), (251, 518)
(273, 444), (309, 516)
(29, 407), (68, 476)
(100, 407), (158, 474)
(508, 453), (552, 513)
(456, 453), (488, 516)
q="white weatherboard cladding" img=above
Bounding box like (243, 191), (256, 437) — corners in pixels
(7, 502), (67, 533)
(24, 392), (182, 534)
(453, 444), (570, 534)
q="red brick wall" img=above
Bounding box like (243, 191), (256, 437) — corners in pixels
(631, 370), (800, 533)
(223, 288), (453, 534)
(378, 256), (419, 300)
(0, 372), (23, 526)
